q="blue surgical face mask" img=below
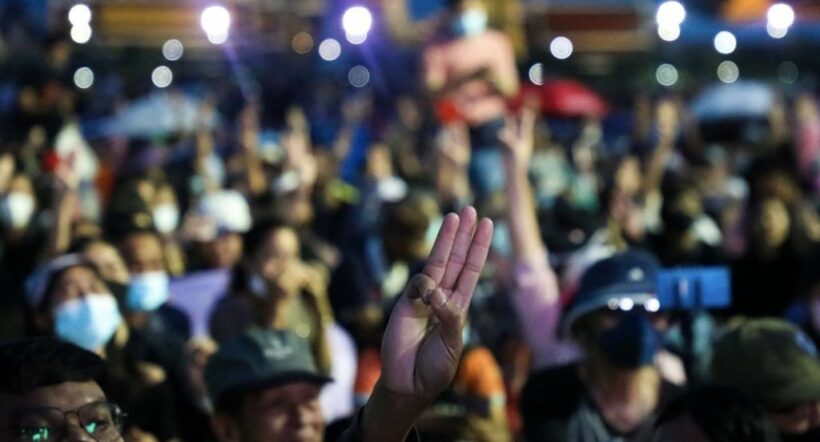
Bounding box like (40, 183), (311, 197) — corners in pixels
(54, 295), (122, 351)
(597, 312), (660, 369)
(451, 9), (488, 37)
(126, 271), (170, 312)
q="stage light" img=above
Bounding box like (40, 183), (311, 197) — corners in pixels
(201, 5), (230, 44)
(152, 66), (173, 88)
(656, 64), (679, 87)
(717, 61), (739, 84)
(342, 6), (373, 37)
(163, 39), (184, 61)
(714, 31), (736, 55)
(766, 23), (788, 39)
(73, 67), (94, 89)
(550, 36), (573, 60)
(656, 1), (686, 27)
(68, 4), (91, 26)
(768, 3), (795, 30)
(528, 63), (544, 86)
(292, 32), (314, 54)
(348, 65), (370, 88)
(318, 39), (342, 61)
(70, 24), (92, 44)
(658, 25), (681, 42)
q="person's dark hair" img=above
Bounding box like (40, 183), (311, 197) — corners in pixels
(0, 338), (105, 395)
(213, 388), (246, 416)
(241, 219), (289, 259)
(655, 385), (781, 442)
(40, 262), (103, 313)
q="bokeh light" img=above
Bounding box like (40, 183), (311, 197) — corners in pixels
(767, 23), (789, 39)
(528, 63), (544, 86)
(550, 36), (573, 60)
(656, 64), (679, 87)
(768, 3), (795, 30)
(201, 6), (231, 35)
(656, 1), (686, 27)
(646, 299), (661, 313)
(70, 24), (92, 44)
(152, 66), (173, 88)
(292, 32), (314, 54)
(206, 30), (229, 45)
(318, 39), (342, 61)
(345, 32), (368, 45)
(68, 4), (92, 26)
(717, 61), (739, 84)
(342, 6), (373, 37)
(73, 67), (94, 89)
(714, 31), (737, 55)
(348, 65), (370, 88)
(658, 25), (681, 42)
(162, 39), (184, 61)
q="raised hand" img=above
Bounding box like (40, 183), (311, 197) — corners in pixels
(499, 105), (537, 168)
(380, 206), (493, 401)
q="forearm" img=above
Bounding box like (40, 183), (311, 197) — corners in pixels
(44, 191), (75, 259)
(360, 382), (427, 442)
(503, 157), (544, 261)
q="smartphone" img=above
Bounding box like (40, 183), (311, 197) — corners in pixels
(656, 267), (731, 311)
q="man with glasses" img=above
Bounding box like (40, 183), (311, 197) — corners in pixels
(0, 338), (125, 442)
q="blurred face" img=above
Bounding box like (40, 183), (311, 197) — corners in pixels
(201, 233), (244, 269)
(83, 242), (130, 285)
(652, 414), (709, 442)
(754, 198), (790, 249)
(615, 156), (642, 196)
(768, 401), (820, 435)
(0, 381), (123, 442)
(228, 382), (323, 442)
(120, 233), (165, 274)
(48, 267), (110, 312)
(253, 228), (300, 282)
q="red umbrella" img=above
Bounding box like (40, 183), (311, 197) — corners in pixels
(514, 79), (609, 119)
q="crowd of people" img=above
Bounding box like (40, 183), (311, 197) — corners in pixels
(1, 0), (819, 441)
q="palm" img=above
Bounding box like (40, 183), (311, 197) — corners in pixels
(381, 206), (493, 400)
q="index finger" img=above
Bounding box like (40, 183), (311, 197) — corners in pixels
(421, 212), (460, 284)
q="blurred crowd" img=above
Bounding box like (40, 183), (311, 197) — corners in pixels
(1, 0), (819, 441)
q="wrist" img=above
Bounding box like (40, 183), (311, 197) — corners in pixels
(361, 381), (428, 442)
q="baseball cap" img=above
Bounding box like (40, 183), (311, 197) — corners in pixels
(711, 318), (820, 407)
(562, 249), (661, 334)
(205, 328), (332, 405)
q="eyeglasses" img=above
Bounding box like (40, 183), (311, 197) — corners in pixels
(10, 401), (124, 442)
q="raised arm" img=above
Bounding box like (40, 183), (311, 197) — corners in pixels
(498, 108), (565, 369)
(352, 206), (493, 442)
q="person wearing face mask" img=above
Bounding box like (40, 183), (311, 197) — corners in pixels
(422, 0), (519, 198)
(24, 254), (181, 441)
(151, 182), (187, 276)
(520, 250), (684, 442)
(119, 229), (191, 343)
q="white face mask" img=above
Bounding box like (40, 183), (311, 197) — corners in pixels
(0, 191), (35, 229)
(54, 294), (122, 351)
(126, 271), (170, 312)
(153, 204), (180, 234)
(452, 8), (488, 37)
(376, 176), (408, 202)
